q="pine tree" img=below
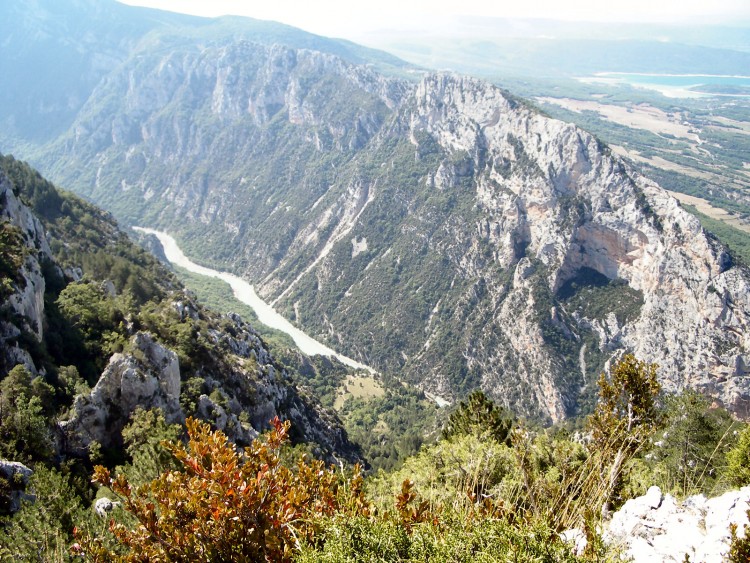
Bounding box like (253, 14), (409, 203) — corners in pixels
(442, 390), (513, 444)
(0, 467), (95, 561)
(588, 354), (661, 511)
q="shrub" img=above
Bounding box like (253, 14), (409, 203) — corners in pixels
(75, 417), (367, 562)
(0, 467), (96, 561)
(587, 354), (660, 511)
(727, 424), (750, 487)
(649, 390), (737, 496)
(442, 390), (513, 444)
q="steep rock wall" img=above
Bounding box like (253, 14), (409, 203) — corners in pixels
(27, 39), (750, 420)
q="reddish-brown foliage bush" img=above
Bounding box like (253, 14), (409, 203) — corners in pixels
(75, 417), (367, 562)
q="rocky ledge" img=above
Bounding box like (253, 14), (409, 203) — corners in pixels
(603, 485), (750, 561)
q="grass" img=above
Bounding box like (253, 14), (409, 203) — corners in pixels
(333, 374), (385, 410)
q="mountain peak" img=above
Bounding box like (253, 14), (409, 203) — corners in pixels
(3, 2), (750, 421)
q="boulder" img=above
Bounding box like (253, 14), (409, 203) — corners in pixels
(94, 497), (120, 517)
(606, 485), (750, 561)
(0, 460), (33, 514)
(60, 332), (182, 453)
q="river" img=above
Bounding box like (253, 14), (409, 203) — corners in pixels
(132, 227), (373, 373)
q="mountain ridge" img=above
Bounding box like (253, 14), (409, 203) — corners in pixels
(3, 1), (750, 421)
(0, 154), (360, 462)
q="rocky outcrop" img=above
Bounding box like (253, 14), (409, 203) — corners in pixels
(0, 460), (33, 514)
(94, 496), (120, 517)
(60, 332), (182, 453)
(604, 485), (750, 562)
(0, 172), (52, 373)
(192, 308), (358, 460)
(56, 299), (359, 461)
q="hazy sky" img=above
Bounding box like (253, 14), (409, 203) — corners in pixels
(118, 0), (750, 38)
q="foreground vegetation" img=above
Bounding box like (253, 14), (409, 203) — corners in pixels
(1, 355), (743, 561)
(3, 154), (750, 560)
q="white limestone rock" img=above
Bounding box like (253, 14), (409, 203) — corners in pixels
(606, 486), (750, 562)
(559, 528), (587, 556)
(0, 174), (51, 348)
(0, 460), (33, 513)
(60, 332), (182, 452)
(94, 497), (120, 517)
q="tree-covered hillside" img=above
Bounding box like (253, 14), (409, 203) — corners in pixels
(0, 154), (368, 554)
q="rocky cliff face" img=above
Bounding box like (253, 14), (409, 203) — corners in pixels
(0, 460), (33, 514)
(0, 175), (51, 372)
(379, 74), (750, 418)
(0, 0), (406, 145)
(7, 5), (750, 420)
(61, 332), (183, 453)
(603, 485), (750, 562)
(60, 306), (356, 460)
(267, 73), (750, 421)
(0, 162), (359, 462)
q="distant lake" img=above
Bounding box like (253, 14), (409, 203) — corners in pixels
(580, 73), (750, 98)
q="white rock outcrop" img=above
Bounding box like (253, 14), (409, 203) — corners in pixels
(0, 460), (33, 513)
(605, 485), (750, 561)
(0, 173), (51, 369)
(61, 332), (182, 452)
(94, 497), (120, 517)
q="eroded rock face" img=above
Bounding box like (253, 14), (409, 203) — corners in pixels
(0, 460), (33, 514)
(398, 75), (750, 419)
(0, 174), (51, 372)
(194, 308), (357, 459)
(61, 332), (182, 453)
(605, 485), (750, 562)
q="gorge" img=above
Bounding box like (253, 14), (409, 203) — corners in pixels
(4, 2), (750, 560)
(2, 0), (750, 423)
(133, 227), (372, 371)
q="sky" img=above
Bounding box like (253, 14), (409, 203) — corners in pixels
(117, 0), (750, 38)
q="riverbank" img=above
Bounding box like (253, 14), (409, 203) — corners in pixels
(133, 227), (374, 372)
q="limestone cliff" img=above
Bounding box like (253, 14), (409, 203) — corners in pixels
(384, 75), (750, 419)
(268, 73), (750, 420)
(61, 332), (182, 453)
(10, 12), (750, 420)
(60, 308), (356, 460)
(604, 485), (750, 562)
(0, 175), (51, 372)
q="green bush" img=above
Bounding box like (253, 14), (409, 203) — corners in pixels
(298, 513), (601, 562)
(442, 390), (513, 444)
(0, 467), (97, 562)
(726, 424), (750, 487)
(648, 390), (737, 496)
